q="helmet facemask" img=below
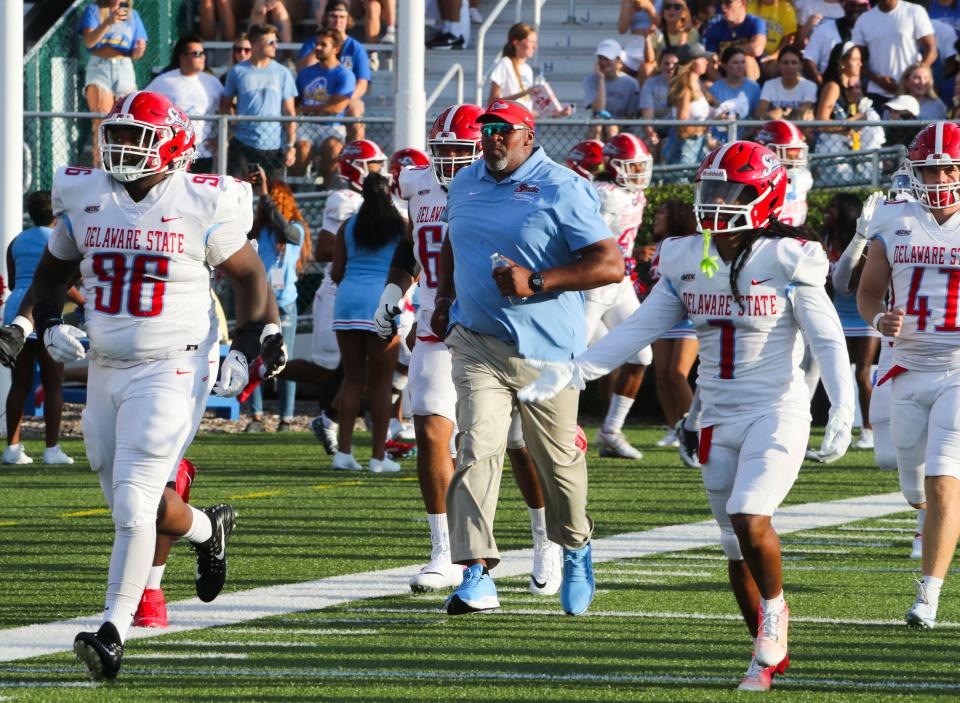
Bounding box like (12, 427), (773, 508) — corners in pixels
(612, 154), (653, 191)
(908, 159), (960, 209)
(771, 142), (808, 172)
(429, 139), (481, 187)
(100, 118), (193, 183)
(695, 179), (762, 233)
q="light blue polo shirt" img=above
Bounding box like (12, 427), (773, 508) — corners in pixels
(256, 223), (304, 308)
(447, 146), (612, 361)
(223, 60), (298, 150)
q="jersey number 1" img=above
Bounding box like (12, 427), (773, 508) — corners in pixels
(708, 319), (736, 379)
(92, 253), (170, 317)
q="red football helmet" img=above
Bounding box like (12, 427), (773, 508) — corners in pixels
(338, 139), (388, 190)
(428, 103), (484, 186)
(755, 119), (808, 172)
(907, 121), (960, 209)
(566, 140), (605, 180)
(99, 91), (197, 182)
(602, 133), (652, 191)
(389, 147), (429, 194)
(694, 141), (787, 233)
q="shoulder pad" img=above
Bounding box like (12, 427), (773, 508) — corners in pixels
(776, 237), (828, 287)
(52, 166), (106, 217)
(656, 234), (701, 284)
(211, 175), (254, 231)
(398, 164), (433, 200)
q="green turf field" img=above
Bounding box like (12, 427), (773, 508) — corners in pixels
(0, 427), (954, 701)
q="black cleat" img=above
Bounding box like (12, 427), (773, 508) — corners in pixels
(676, 416), (700, 468)
(427, 32), (464, 50)
(194, 504), (236, 602)
(73, 622), (123, 681)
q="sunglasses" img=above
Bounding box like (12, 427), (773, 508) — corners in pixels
(263, 39), (277, 46)
(664, 3), (684, 10)
(182, 50), (206, 57)
(234, 46), (252, 53)
(480, 123), (529, 137)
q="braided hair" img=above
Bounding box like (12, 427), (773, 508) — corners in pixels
(727, 218), (820, 312)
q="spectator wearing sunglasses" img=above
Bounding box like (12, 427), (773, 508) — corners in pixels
(146, 34), (224, 174)
(432, 100), (623, 617)
(221, 23), (298, 178)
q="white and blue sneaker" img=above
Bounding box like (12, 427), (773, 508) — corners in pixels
(446, 563), (499, 615)
(560, 542), (595, 616)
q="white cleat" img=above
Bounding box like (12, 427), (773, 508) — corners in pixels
(332, 451), (364, 471)
(369, 456), (402, 473)
(755, 603), (789, 668)
(409, 554), (465, 593)
(655, 429), (680, 447)
(2, 444), (33, 465)
(906, 580), (937, 629)
(596, 430), (643, 460)
(43, 445), (75, 465)
(529, 536), (562, 596)
(910, 533), (923, 560)
(852, 428), (874, 450)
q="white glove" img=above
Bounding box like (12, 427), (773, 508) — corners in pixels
(373, 283), (404, 339)
(517, 359), (586, 403)
(43, 324), (87, 363)
(818, 407), (854, 464)
(855, 191), (884, 240)
(213, 349), (249, 397)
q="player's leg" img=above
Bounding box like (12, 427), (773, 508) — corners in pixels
(851, 335), (880, 448)
(3, 341), (37, 464)
(364, 332), (401, 469)
(653, 339), (679, 435)
(505, 409), (563, 597)
(332, 330), (366, 469)
(36, 343), (74, 464)
(308, 284), (342, 454)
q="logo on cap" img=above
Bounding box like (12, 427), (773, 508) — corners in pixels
(490, 102), (510, 111)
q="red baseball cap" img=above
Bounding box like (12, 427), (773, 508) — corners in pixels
(477, 100), (535, 129)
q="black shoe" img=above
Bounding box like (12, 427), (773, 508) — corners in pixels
(73, 622), (123, 681)
(676, 416), (700, 468)
(310, 412), (339, 455)
(277, 420), (292, 433)
(194, 504), (237, 602)
(244, 419), (265, 433)
(427, 32), (464, 49)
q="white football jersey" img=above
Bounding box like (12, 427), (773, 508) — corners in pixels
(593, 180), (646, 259)
(658, 235), (828, 423)
(399, 164), (447, 339)
(870, 198), (960, 370)
(49, 167), (251, 366)
(318, 187), (363, 291)
(779, 168), (812, 226)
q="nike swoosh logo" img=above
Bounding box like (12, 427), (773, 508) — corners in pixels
(214, 522), (225, 560)
(751, 278), (772, 286)
(176, 369), (192, 375)
(161, 216), (181, 222)
(468, 191), (482, 195)
(531, 578), (547, 589)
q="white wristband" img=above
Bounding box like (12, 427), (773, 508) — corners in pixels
(260, 322), (281, 343)
(12, 315), (34, 337)
(872, 311), (884, 331)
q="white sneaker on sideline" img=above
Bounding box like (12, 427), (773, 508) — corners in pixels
(410, 551), (464, 593)
(469, 7), (483, 23)
(369, 456), (402, 473)
(910, 533), (923, 560)
(755, 603), (789, 667)
(655, 429), (680, 447)
(906, 579), (938, 629)
(2, 444), (33, 465)
(852, 428), (874, 450)
(43, 446), (75, 465)
(397, 421), (416, 441)
(529, 536), (562, 595)
(596, 430), (643, 460)
(382, 26), (396, 44)
(332, 452), (363, 471)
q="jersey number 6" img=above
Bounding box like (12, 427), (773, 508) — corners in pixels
(92, 253), (170, 317)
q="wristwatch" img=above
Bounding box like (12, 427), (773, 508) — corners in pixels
(529, 271), (544, 294)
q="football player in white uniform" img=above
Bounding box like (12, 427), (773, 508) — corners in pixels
(374, 105), (563, 596)
(0, 92), (285, 680)
(858, 121), (960, 629)
(583, 133), (653, 460)
(519, 141), (854, 692)
(755, 120), (811, 227)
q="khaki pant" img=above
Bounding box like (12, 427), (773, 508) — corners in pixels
(445, 325), (593, 568)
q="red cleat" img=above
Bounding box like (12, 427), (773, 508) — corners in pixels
(385, 439), (417, 459)
(133, 588), (168, 628)
(175, 458), (197, 503)
(738, 653), (789, 691)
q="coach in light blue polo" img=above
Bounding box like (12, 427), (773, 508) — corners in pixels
(436, 99), (623, 618)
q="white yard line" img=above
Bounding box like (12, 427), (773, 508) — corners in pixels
(0, 491), (909, 664)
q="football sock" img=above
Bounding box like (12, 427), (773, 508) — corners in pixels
(442, 20), (453, 33)
(528, 506), (548, 540)
(921, 575), (943, 608)
(145, 564), (166, 590)
(182, 505), (213, 544)
(602, 394), (634, 434)
(761, 592), (786, 614)
(104, 522), (156, 643)
(916, 508), (926, 534)
(427, 513), (450, 553)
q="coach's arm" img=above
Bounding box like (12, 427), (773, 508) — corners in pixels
(491, 238), (624, 299)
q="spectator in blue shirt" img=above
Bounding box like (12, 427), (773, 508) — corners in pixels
(220, 23), (298, 178)
(702, 0), (766, 80)
(78, 0), (148, 167)
(244, 168), (306, 433)
(293, 28), (356, 176)
(296, 0), (371, 140)
(430, 100), (623, 618)
(709, 46), (761, 139)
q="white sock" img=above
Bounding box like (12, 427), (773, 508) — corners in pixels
(761, 591), (785, 614)
(7, 442), (21, 451)
(916, 508), (927, 535)
(104, 523), (156, 643)
(145, 564), (166, 590)
(602, 394), (634, 434)
(182, 505), (213, 544)
(427, 513), (450, 552)
(921, 575), (944, 607)
(528, 506), (547, 540)
(442, 20), (452, 33)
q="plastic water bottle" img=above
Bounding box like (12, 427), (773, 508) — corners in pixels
(490, 252), (523, 305)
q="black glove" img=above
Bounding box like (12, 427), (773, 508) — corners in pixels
(0, 324), (26, 368)
(260, 324), (287, 379)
